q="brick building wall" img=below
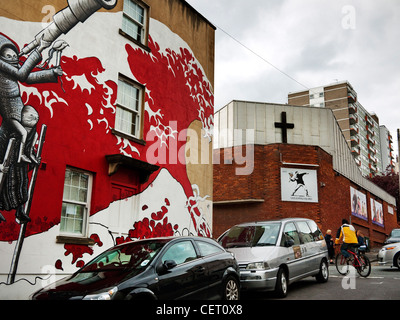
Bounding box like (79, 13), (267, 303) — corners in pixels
(213, 144), (399, 247)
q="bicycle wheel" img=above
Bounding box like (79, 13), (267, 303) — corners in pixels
(335, 253), (350, 275)
(356, 254), (371, 277)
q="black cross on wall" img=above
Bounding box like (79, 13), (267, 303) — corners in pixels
(274, 111), (294, 143)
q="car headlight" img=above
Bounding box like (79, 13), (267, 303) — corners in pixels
(246, 262), (270, 270)
(384, 246), (397, 251)
(82, 286), (118, 300)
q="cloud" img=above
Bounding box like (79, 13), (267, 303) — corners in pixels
(187, 0), (400, 152)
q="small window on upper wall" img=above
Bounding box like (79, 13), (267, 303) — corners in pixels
(115, 76), (144, 139)
(121, 0), (149, 47)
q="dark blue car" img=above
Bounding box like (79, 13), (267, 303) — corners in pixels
(31, 236), (240, 300)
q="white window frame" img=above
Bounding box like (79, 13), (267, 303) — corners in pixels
(60, 168), (93, 237)
(115, 76), (144, 139)
(121, 0), (149, 46)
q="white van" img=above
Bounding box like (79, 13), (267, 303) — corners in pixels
(218, 218), (329, 298)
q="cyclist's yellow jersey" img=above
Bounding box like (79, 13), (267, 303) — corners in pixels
(335, 224), (358, 244)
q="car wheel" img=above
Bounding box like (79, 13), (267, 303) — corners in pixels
(316, 259), (329, 283)
(275, 268), (288, 298)
(394, 252), (400, 269)
(223, 276), (240, 300)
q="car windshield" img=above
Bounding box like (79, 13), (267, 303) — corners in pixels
(391, 230), (400, 237)
(80, 240), (169, 272)
(219, 223), (281, 248)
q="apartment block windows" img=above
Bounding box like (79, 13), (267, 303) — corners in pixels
(115, 76), (144, 139)
(122, 0), (149, 46)
(60, 168), (92, 236)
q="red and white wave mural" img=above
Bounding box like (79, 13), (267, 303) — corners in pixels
(0, 5), (213, 299)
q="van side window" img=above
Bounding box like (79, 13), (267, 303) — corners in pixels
(307, 220), (324, 241)
(297, 221), (314, 243)
(281, 222), (301, 246)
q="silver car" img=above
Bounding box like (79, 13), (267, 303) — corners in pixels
(378, 242), (400, 269)
(384, 229), (400, 244)
(218, 218), (329, 298)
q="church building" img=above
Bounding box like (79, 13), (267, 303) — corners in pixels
(213, 100), (398, 247)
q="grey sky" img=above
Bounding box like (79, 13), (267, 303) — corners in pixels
(186, 0), (400, 155)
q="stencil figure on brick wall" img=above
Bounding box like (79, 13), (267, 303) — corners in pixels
(289, 171), (309, 197)
(0, 34), (62, 224)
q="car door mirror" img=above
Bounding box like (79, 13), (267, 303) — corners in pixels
(164, 260), (177, 270)
(157, 260), (177, 274)
(285, 239), (295, 247)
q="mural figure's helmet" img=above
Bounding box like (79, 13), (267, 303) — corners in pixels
(0, 34), (19, 66)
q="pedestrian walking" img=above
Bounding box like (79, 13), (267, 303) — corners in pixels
(324, 229), (335, 263)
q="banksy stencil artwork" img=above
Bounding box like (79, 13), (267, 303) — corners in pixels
(281, 168), (318, 203)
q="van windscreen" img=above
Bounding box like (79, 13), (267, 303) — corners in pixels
(219, 223), (281, 248)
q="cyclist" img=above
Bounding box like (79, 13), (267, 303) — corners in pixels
(335, 219), (358, 259)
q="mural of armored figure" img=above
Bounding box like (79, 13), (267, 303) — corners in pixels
(0, 0), (118, 226)
(0, 34), (61, 224)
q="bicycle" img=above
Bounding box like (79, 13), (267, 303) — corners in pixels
(335, 245), (371, 277)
